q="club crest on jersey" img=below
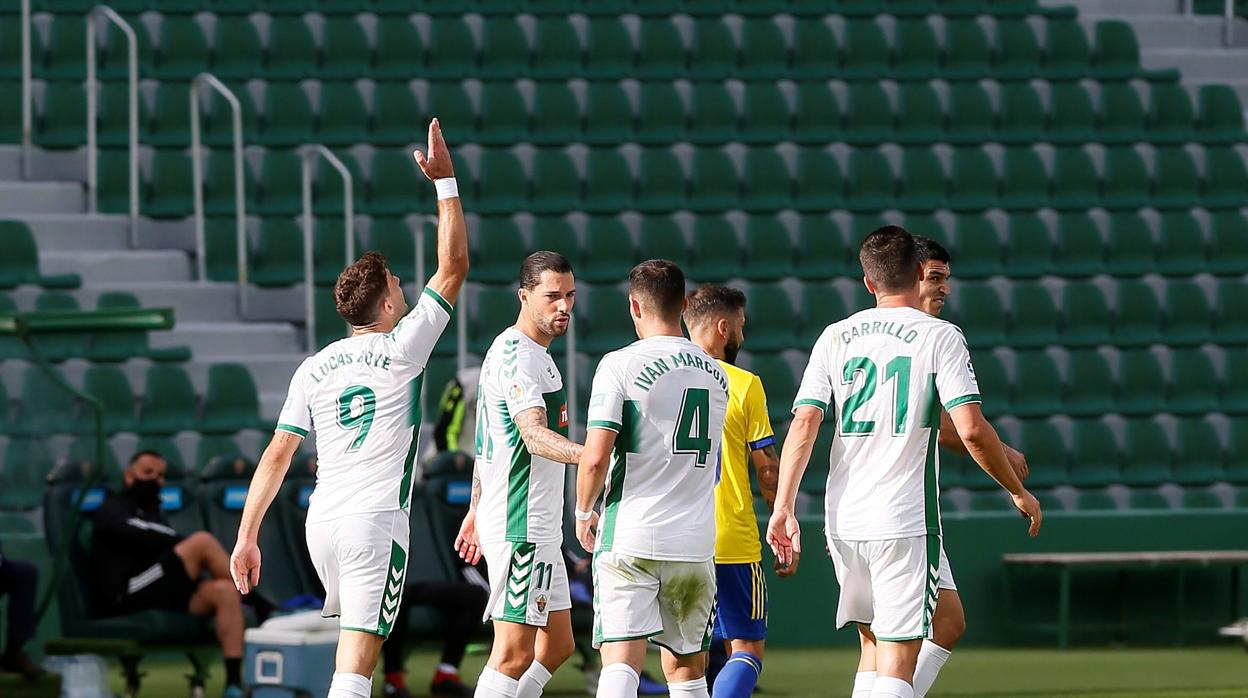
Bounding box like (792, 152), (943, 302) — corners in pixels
(508, 383), (523, 401)
(966, 359), (977, 379)
(559, 404), (569, 427)
(535, 593), (548, 613)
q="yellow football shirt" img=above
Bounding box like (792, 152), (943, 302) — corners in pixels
(714, 360), (776, 564)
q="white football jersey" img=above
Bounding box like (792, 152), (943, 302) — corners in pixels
(793, 306), (980, 541)
(474, 327), (570, 546)
(586, 336), (729, 562)
(277, 287), (453, 524)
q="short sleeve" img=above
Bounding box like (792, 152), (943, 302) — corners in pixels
(744, 374), (776, 451)
(792, 328), (836, 416)
(392, 286), (454, 368)
(276, 362), (312, 437)
(586, 354), (625, 432)
(935, 326), (982, 412)
(503, 350), (549, 417)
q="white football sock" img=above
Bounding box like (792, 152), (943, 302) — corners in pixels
(852, 671), (876, 698)
(912, 640), (952, 698)
(516, 661), (553, 698)
(597, 663), (640, 698)
(327, 672), (372, 698)
(869, 676), (914, 698)
(476, 666), (520, 698)
(667, 677), (710, 698)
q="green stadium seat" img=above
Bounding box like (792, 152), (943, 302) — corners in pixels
(258, 82), (315, 147)
(474, 148), (527, 214)
(584, 18), (633, 79)
(16, 361), (78, 435)
(1226, 417), (1248, 483)
(1059, 281), (1111, 348)
(1117, 349), (1166, 416)
(793, 148), (846, 212)
(531, 150), (579, 214)
(690, 17), (739, 80)
(583, 83), (633, 146)
(317, 82), (368, 146)
(373, 19), (422, 79)
(1156, 212), (1206, 277)
(1173, 417), (1224, 485)
(895, 84), (943, 145)
(1112, 280), (1161, 347)
(896, 148), (944, 212)
(798, 281), (848, 347)
(531, 18), (580, 79)
(1017, 419), (1069, 488)
(635, 82), (684, 145)
(740, 216), (793, 282)
(950, 214), (1002, 279)
(948, 148), (997, 211)
(472, 217), (528, 285)
(943, 83), (993, 144)
(265, 17), (317, 79)
(1091, 20), (1143, 80)
(531, 83), (581, 146)
(1043, 19), (1091, 80)
(1163, 281), (1212, 345)
(740, 18), (787, 78)
(905, 213), (944, 246)
(1210, 213), (1248, 275)
(1100, 147), (1151, 211)
(997, 83), (1046, 145)
(1227, 345), (1248, 413)
(0, 81), (21, 142)
(998, 147), (1048, 210)
(993, 18), (1041, 80)
(469, 286), (518, 354)
(1152, 146), (1201, 210)
(689, 83), (738, 145)
(955, 283), (1006, 347)
(311, 218), (363, 282)
(745, 287), (799, 353)
(1075, 490), (1119, 511)
(1168, 348), (1219, 415)
(1196, 85), (1245, 143)
(638, 215), (689, 267)
(195, 435), (244, 473)
(1148, 84), (1195, 144)
(793, 83), (839, 144)
(580, 217), (635, 283)
(794, 215), (850, 282)
(137, 365), (197, 436)
(1121, 417), (1172, 486)
(1215, 280), (1248, 344)
(96, 150), (132, 215)
(1009, 283), (1060, 349)
(211, 17), (263, 80)
(973, 351), (1012, 418)
(366, 218), (416, 282)
(1180, 489), (1226, 510)
(531, 217), (580, 269)
(842, 19), (889, 80)
(1050, 147), (1099, 210)
(94, 291), (191, 363)
(36, 82), (87, 149)
(367, 150), (428, 216)
(319, 17), (370, 79)
(31, 292), (84, 362)
(202, 363), (263, 433)
(843, 83), (893, 145)
(204, 151), (256, 217)
(479, 18), (529, 80)
(688, 149), (740, 213)
(0, 220), (80, 289)
(584, 148), (634, 213)
(1068, 418), (1120, 488)
(687, 215), (742, 282)
(203, 85), (260, 148)
(943, 19), (991, 79)
(580, 286), (635, 354)
(1097, 82), (1148, 144)
(741, 82), (789, 144)
(1104, 211), (1155, 276)
(424, 18), (475, 78)
(746, 353), (798, 423)
(845, 149), (894, 212)
(0, 20), (36, 81)
(147, 82), (193, 148)
(1012, 350), (1062, 417)
(370, 83), (420, 146)
(314, 289), (344, 349)
(791, 19), (838, 79)
(41, 16), (86, 80)
(969, 491), (1014, 513)
(1064, 349), (1114, 416)
(1006, 214), (1056, 276)
(1048, 83), (1096, 144)
(314, 149), (366, 215)
(145, 151), (194, 219)
(635, 147), (683, 213)
(1203, 147), (1248, 209)
(639, 18), (687, 79)
(1052, 212), (1104, 276)
(0, 439), (55, 510)
(252, 218), (303, 287)
(800, 430), (831, 497)
(743, 148), (791, 212)
(892, 18), (940, 80)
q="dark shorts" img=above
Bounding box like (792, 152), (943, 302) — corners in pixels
(115, 549), (198, 615)
(712, 562), (768, 642)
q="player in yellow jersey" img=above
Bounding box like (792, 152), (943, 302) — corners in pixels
(684, 285), (790, 698)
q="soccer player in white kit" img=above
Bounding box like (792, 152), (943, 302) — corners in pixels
(454, 251), (582, 698)
(767, 228), (1043, 698)
(574, 260), (729, 698)
(229, 119), (469, 698)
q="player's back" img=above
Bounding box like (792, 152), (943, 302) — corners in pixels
(799, 306), (980, 541)
(589, 336), (729, 562)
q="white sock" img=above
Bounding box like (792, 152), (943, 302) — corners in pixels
(667, 677), (709, 698)
(516, 661), (553, 698)
(912, 640), (952, 698)
(597, 663), (640, 698)
(870, 676), (914, 698)
(852, 671), (876, 698)
(476, 666), (521, 698)
(328, 672), (372, 698)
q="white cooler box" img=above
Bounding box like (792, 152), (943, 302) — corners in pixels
(244, 611), (339, 698)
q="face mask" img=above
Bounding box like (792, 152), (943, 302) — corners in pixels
(126, 478), (162, 508)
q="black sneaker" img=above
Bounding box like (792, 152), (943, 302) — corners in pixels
(382, 682), (413, 698)
(430, 677), (474, 697)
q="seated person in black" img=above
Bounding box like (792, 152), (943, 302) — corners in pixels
(0, 544), (43, 681)
(90, 450), (246, 697)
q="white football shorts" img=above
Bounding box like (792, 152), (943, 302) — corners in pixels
(483, 540), (571, 627)
(592, 551), (717, 656)
(827, 534), (942, 641)
(306, 509), (410, 638)
(938, 542), (957, 591)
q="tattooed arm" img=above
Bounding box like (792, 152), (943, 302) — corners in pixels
(469, 460), (482, 512)
(514, 407), (584, 464)
(751, 444), (780, 511)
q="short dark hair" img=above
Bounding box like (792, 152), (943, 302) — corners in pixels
(859, 226), (919, 293)
(914, 235), (951, 265)
(335, 251), (390, 326)
(519, 251), (573, 290)
(128, 450), (166, 467)
(683, 285), (746, 328)
(629, 259), (686, 320)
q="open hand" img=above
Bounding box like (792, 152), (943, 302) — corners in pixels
(576, 511), (599, 554)
(412, 118), (455, 181)
(766, 508), (802, 571)
(454, 510), (482, 565)
(1012, 489), (1043, 537)
(230, 539), (261, 595)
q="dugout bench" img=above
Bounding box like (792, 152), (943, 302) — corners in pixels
(1003, 550), (1248, 649)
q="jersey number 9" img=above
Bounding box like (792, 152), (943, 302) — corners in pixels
(337, 385), (377, 452)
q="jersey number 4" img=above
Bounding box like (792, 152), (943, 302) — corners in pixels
(337, 385), (377, 452)
(841, 356), (911, 436)
(673, 388), (712, 467)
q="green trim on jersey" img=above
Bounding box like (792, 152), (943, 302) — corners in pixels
(599, 400), (640, 552)
(423, 287), (454, 316)
(398, 373), (424, 510)
(376, 540), (408, 638)
(276, 423), (308, 437)
(588, 419), (621, 432)
(792, 398), (828, 413)
(923, 534), (940, 637)
(500, 542), (537, 623)
(503, 400), (533, 542)
(923, 374), (941, 535)
(943, 393), (982, 411)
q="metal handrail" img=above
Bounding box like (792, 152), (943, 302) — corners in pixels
(300, 145), (355, 352)
(85, 6), (139, 247)
(190, 74), (246, 304)
(20, 0), (32, 180)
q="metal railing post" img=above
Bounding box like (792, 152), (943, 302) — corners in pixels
(85, 7), (138, 246)
(300, 145), (356, 352)
(1225, 0), (1235, 46)
(190, 74), (246, 306)
(20, 0), (32, 180)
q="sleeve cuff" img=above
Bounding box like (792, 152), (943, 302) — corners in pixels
(943, 394), (982, 411)
(276, 423), (309, 437)
(792, 398), (828, 415)
(422, 286), (454, 316)
(748, 435), (776, 451)
(587, 419), (622, 433)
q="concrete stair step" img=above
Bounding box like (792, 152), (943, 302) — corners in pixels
(19, 214), (131, 251)
(6, 283), (245, 323)
(1055, 0), (1184, 15)
(153, 321), (304, 357)
(1079, 15), (1229, 47)
(42, 250), (193, 284)
(0, 181), (84, 214)
(1143, 49), (1248, 79)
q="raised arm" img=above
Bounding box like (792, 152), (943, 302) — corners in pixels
(574, 428), (618, 553)
(413, 118), (469, 306)
(230, 430), (302, 594)
(513, 407), (584, 464)
(947, 403), (1042, 537)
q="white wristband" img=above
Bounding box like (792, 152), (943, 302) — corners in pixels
(574, 508), (594, 521)
(434, 177), (459, 200)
